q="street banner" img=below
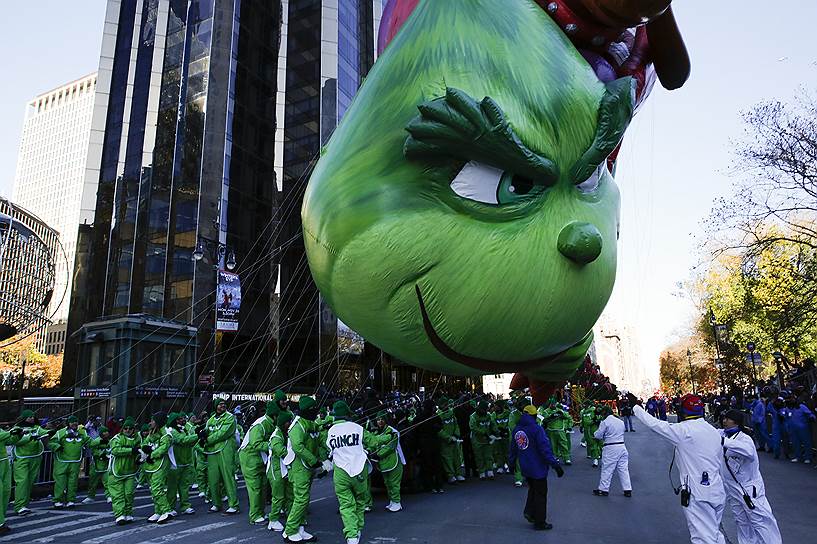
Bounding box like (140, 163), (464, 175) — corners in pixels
(216, 270), (241, 331)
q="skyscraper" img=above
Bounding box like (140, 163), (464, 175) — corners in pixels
(12, 74), (98, 340)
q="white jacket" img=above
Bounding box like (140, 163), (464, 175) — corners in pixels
(594, 415), (626, 445)
(633, 405), (726, 503)
(326, 420), (368, 478)
(720, 429), (765, 498)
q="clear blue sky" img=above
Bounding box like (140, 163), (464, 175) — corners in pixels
(0, 0), (814, 384)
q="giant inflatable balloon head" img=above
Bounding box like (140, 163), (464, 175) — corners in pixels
(302, 0), (688, 402)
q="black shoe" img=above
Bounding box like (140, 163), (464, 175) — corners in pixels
(624, 490), (632, 497)
(631, 430), (635, 432)
(592, 489), (609, 496)
(524, 513), (535, 524)
(534, 523), (553, 531)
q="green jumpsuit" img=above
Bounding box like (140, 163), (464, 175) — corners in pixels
(580, 406), (602, 462)
(203, 410), (240, 511)
(283, 416), (321, 536)
(108, 432), (139, 520)
(540, 405), (573, 463)
(1, 429), (29, 526)
(87, 436), (111, 500)
(373, 426), (404, 505)
(238, 414), (276, 523)
(469, 411), (496, 475)
(166, 424), (199, 512)
(11, 424), (47, 512)
(142, 427), (173, 517)
(508, 408), (523, 484)
(437, 407), (463, 480)
(491, 408), (511, 470)
(48, 426), (89, 505)
(267, 427), (294, 521)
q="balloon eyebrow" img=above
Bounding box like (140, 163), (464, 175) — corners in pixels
(404, 87), (559, 186)
(570, 77), (636, 183)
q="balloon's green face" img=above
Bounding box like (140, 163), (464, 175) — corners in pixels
(302, 0), (634, 383)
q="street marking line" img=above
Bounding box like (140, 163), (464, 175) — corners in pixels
(209, 539), (237, 544)
(6, 514), (83, 529)
(30, 520), (119, 543)
(0, 517), (93, 541)
(80, 523), (166, 544)
(134, 522), (236, 544)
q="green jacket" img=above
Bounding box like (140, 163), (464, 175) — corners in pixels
(540, 407), (573, 432)
(88, 437), (111, 471)
(239, 415), (276, 457)
(509, 408), (522, 432)
(492, 409), (510, 438)
(142, 427), (172, 473)
(109, 433), (140, 479)
(580, 407), (600, 432)
(204, 412), (238, 455)
(469, 412), (496, 445)
(49, 427), (89, 462)
(167, 426), (199, 467)
(0, 429), (29, 462)
(12, 425), (47, 459)
(437, 408), (461, 443)
(372, 426), (402, 472)
(266, 427), (288, 481)
(288, 417), (320, 469)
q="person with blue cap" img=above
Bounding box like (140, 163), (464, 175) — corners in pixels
(634, 394), (726, 544)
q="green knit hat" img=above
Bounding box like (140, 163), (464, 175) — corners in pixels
(98, 426), (109, 435)
(122, 417), (136, 428)
(166, 412), (182, 427)
(277, 412), (293, 428)
(274, 390), (286, 401)
(214, 397), (227, 409)
(67, 416), (78, 424)
(298, 396), (317, 411)
(140, 423), (151, 432)
(266, 401), (280, 418)
(332, 400), (351, 418)
(20, 409), (35, 419)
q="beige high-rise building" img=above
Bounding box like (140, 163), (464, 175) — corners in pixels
(591, 315), (652, 397)
(12, 73), (98, 334)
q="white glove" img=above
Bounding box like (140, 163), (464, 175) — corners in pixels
(455, 438), (463, 444)
(488, 435), (499, 444)
(321, 459), (334, 473)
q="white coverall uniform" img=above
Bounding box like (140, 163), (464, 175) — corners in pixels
(594, 415), (631, 493)
(633, 405), (726, 544)
(720, 429), (782, 544)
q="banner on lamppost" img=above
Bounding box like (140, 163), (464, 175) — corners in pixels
(216, 270), (241, 331)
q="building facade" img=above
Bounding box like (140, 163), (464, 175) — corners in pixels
(591, 315), (651, 397)
(12, 74), (98, 338)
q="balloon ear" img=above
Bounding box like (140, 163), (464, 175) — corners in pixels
(646, 6), (690, 90)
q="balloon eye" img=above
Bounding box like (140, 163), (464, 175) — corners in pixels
(576, 163), (604, 194)
(450, 161), (544, 205)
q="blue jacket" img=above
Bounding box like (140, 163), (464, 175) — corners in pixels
(750, 400), (766, 425)
(508, 413), (560, 479)
(783, 404), (815, 431)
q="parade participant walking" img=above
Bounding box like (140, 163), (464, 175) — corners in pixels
(84, 426), (111, 504)
(437, 398), (464, 483)
(325, 401), (385, 544)
(540, 400), (573, 465)
(201, 398), (240, 514)
(239, 401), (278, 524)
(166, 413), (198, 515)
(373, 411), (405, 512)
(191, 412), (209, 500)
(108, 417), (140, 525)
(749, 396), (770, 452)
(283, 396), (323, 542)
(620, 399), (635, 432)
(12, 409), (49, 515)
(634, 395), (727, 544)
(508, 405), (564, 531)
(48, 415), (89, 508)
(142, 412), (173, 523)
(508, 399), (524, 486)
(767, 398), (785, 459)
(267, 412), (294, 532)
(469, 401), (497, 479)
(782, 398), (815, 463)
(720, 410), (782, 544)
(1, 424), (30, 534)
(592, 406), (632, 497)
(580, 402), (602, 468)
(492, 400), (511, 474)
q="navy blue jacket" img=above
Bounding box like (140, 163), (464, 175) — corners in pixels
(508, 413), (560, 479)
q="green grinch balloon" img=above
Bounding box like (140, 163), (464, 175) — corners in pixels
(303, 0), (649, 400)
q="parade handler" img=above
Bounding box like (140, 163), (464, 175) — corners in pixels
(634, 395), (727, 544)
(166, 413), (199, 515)
(1, 425), (31, 533)
(508, 405), (564, 531)
(48, 415), (89, 508)
(201, 398), (240, 514)
(239, 401), (278, 524)
(469, 401), (497, 479)
(540, 400), (573, 465)
(580, 402), (602, 467)
(84, 426), (112, 504)
(141, 412), (173, 523)
(592, 406), (632, 497)
(267, 412), (295, 532)
(373, 411), (406, 512)
(109, 417), (140, 525)
(719, 410), (782, 544)
(12, 410), (49, 515)
(283, 396), (324, 543)
(437, 398), (464, 483)
(492, 400), (511, 474)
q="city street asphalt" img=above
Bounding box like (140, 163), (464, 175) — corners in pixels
(2, 420), (813, 543)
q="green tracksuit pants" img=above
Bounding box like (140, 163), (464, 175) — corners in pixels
(382, 465), (403, 504)
(87, 466), (109, 499)
(363, 473), (373, 509)
(239, 451), (267, 522)
(0, 459), (10, 527)
(208, 449), (239, 510)
(334, 468), (368, 539)
(585, 432), (602, 460)
(493, 437), (509, 469)
(12, 456), (41, 511)
(109, 476), (136, 518)
(148, 465), (171, 516)
(547, 430), (571, 462)
(473, 442), (493, 473)
(284, 462), (314, 535)
(53, 460), (81, 504)
(195, 451), (208, 497)
(439, 441), (460, 479)
(268, 475), (293, 520)
(167, 465), (194, 512)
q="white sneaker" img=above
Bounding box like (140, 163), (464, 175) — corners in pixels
(298, 526), (314, 540)
(225, 507), (238, 514)
(268, 520), (284, 531)
(252, 516), (266, 524)
(456, 475), (465, 482)
(222, 496), (228, 502)
(363, 506), (372, 513)
(198, 491), (206, 498)
(148, 514), (160, 522)
(126, 516), (134, 522)
(66, 502), (76, 508)
(284, 533), (303, 542)
(514, 481), (523, 488)
(115, 515), (127, 525)
(447, 476), (456, 484)
(157, 513), (170, 524)
(805, 460), (812, 464)
(486, 470), (494, 479)
(209, 505), (219, 512)
(496, 468), (504, 474)
(168, 510), (177, 517)
(791, 458), (799, 463)
(592, 459), (599, 467)
(82, 497), (95, 504)
(346, 538), (360, 544)
(183, 508), (195, 515)
(478, 472), (485, 480)
(107, 497), (112, 504)
(136, 484), (142, 489)
(54, 502), (65, 508)
(191, 483), (199, 490)
(580, 441), (587, 448)
(565, 460), (572, 465)
(386, 502), (402, 512)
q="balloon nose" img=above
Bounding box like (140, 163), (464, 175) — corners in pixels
(558, 221), (603, 265)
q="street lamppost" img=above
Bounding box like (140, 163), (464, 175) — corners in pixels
(772, 351), (784, 389)
(708, 308), (726, 394)
(687, 348), (696, 395)
(746, 341), (758, 394)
